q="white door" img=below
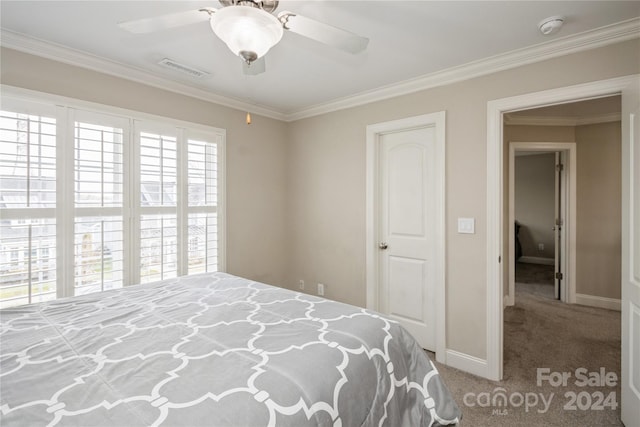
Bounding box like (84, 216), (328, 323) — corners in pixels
(621, 78), (640, 427)
(378, 126), (436, 350)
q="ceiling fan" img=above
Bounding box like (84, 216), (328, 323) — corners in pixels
(118, 0), (369, 74)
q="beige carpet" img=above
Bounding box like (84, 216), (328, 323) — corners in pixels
(429, 273), (621, 426)
(514, 262), (555, 299)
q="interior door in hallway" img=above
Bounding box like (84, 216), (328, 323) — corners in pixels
(378, 126), (436, 351)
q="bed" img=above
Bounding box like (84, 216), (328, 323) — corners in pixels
(0, 272), (460, 426)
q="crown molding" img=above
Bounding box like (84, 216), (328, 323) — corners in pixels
(286, 17), (640, 121)
(0, 29), (288, 122)
(504, 112), (622, 127)
(1, 17), (638, 123)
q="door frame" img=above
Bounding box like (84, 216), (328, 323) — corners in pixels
(486, 74), (637, 381)
(507, 142), (577, 307)
(365, 111), (446, 363)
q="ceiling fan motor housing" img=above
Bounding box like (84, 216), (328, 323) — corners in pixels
(219, 0), (279, 13)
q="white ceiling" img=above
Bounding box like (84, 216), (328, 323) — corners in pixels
(1, 1), (639, 120)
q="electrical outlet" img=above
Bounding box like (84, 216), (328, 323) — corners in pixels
(317, 283), (325, 296)
(299, 280), (305, 290)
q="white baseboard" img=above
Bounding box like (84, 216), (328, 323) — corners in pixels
(518, 256), (554, 265)
(504, 294), (514, 308)
(445, 349), (488, 379)
(574, 293), (621, 311)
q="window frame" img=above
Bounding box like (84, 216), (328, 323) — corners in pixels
(184, 131), (222, 276)
(0, 98), (60, 304)
(70, 108), (129, 296)
(0, 85), (226, 305)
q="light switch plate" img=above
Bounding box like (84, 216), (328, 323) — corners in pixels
(458, 217), (475, 234)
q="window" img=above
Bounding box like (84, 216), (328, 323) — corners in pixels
(0, 94), (225, 308)
(74, 117), (125, 295)
(140, 132), (177, 207)
(138, 131), (178, 284)
(0, 219), (57, 308)
(0, 110), (57, 209)
(140, 214), (177, 283)
(187, 139), (219, 274)
(0, 108), (57, 308)
(75, 121), (124, 208)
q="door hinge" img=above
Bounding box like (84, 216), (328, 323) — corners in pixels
(555, 218), (564, 226)
(556, 163), (564, 172)
(555, 272), (563, 280)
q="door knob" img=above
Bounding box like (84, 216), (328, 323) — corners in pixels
(379, 242), (388, 250)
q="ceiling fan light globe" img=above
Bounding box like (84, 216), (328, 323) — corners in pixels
(210, 6), (283, 61)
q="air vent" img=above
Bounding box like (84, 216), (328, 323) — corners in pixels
(158, 58), (210, 78)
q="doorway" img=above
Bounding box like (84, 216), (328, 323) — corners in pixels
(507, 142), (577, 307)
(485, 75), (635, 384)
(501, 111), (624, 423)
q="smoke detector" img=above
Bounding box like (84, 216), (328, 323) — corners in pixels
(538, 16), (565, 35)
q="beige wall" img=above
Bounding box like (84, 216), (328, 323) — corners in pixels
(514, 153), (556, 259)
(0, 47), (290, 286)
(1, 37), (637, 363)
(575, 122), (622, 299)
(286, 39), (639, 360)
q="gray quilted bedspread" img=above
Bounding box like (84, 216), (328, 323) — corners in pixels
(0, 272), (460, 426)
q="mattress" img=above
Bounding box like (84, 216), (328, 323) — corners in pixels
(0, 272), (460, 426)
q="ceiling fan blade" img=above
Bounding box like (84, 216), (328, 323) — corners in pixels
(242, 57), (266, 76)
(278, 11), (368, 54)
(118, 8), (213, 34)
